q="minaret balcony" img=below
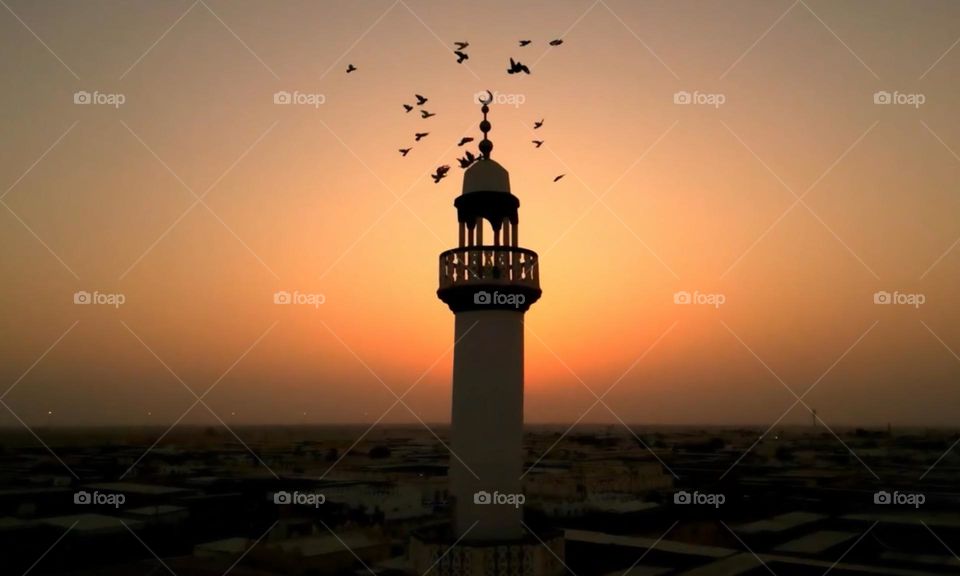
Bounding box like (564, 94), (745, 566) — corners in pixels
(439, 245), (539, 288)
(437, 245), (541, 312)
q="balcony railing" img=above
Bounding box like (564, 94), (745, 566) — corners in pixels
(439, 246), (539, 289)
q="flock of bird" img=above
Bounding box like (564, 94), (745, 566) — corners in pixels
(397, 93), (438, 170)
(344, 38), (568, 184)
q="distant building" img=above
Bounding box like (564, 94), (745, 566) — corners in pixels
(197, 530), (391, 576)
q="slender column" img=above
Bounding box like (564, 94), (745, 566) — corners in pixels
(500, 218), (507, 278)
(457, 221), (466, 283)
(450, 310), (524, 540)
(512, 221), (520, 280)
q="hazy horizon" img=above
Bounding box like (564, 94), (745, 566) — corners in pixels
(3, 421), (955, 430)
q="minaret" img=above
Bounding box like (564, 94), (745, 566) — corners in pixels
(410, 94), (562, 576)
(437, 97), (541, 541)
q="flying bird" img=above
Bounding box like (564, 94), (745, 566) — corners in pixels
(415, 94), (428, 106)
(519, 40), (532, 47)
(553, 174), (565, 182)
(403, 104), (413, 113)
(399, 148), (411, 157)
(415, 132), (429, 141)
(454, 41), (469, 50)
(454, 50), (469, 64)
(507, 58), (531, 75)
(457, 137), (474, 147)
(532, 140), (544, 148)
(432, 165), (451, 183)
(420, 110), (436, 119)
(346, 64), (357, 73)
(533, 119), (544, 129)
(458, 150), (477, 168)
(549, 39), (564, 46)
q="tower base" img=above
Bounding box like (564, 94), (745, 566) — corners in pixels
(410, 524), (565, 576)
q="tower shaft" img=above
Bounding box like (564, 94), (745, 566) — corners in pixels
(450, 310), (524, 540)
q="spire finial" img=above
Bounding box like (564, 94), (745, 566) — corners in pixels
(479, 90), (493, 159)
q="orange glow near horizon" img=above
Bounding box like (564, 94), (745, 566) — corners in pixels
(2, 0), (960, 427)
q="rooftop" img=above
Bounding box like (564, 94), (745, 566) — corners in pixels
(83, 482), (193, 495)
(773, 530), (858, 554)
(737, 511), (827, 534)
(126, 504), (188, 516)
(565, 529), (737, 559)
(270, 532), (380, 557)
(39, 513), (142, 533)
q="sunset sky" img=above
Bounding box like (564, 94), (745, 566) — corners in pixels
(2, 0), (960, 428)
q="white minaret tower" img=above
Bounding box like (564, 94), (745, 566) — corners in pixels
(437, 97), (541, 542)
(410, 93), (563, 576)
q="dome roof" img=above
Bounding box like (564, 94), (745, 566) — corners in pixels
(462, 158), (510, 194)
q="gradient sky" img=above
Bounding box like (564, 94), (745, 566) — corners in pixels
(2, 0), (960, 428)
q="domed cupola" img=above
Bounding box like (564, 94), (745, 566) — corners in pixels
(437, 93), (541, 313)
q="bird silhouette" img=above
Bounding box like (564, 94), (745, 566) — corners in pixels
(519, 40), (532, 47)
(415, 132), (429, 141)
(403, 104), (413, 113)
(549, 39), (563, 46)
(415, 94), (428, 106)
(454, 50), (469, 64)
(457, 137), (474, 147)
(532, 140), (544, 148)
(457, 150), (477, 168)
(507, 58), (531, 75)
(432, 165), (451, 183)
(553, 174), (565, 182)
(420, 110), (436, 119)
(454, 41), (469, 50)
(346, 64), (357, 73)
(533, 119), (544, 129)
(399, 148), (411, 157)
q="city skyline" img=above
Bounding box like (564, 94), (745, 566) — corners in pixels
(3, 0), (960, 427)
